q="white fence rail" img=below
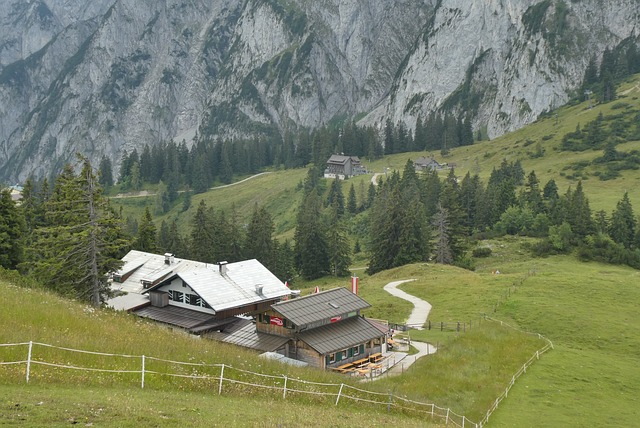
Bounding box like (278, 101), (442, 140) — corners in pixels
(0, 340), (476, 427)
(479, 317), (554, 426)
(0, 316), (553, 428)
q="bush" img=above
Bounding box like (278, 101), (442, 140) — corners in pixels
(472, 247), (492, 258)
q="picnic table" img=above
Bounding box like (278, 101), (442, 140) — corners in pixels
(368, 352), (383, 363)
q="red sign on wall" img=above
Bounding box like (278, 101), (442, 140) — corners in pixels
(330, 316), (342, 323)
(270, 316), (284, 326)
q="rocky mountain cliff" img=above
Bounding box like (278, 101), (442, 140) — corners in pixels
(1, 0), (638, 182)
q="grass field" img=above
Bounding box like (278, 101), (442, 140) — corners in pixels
(2, 236), (639, 426)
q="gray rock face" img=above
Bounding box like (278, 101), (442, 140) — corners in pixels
(0, 0), (638, 181)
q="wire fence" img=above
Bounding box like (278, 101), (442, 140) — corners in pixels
(478, 318), (554, 426)
(0, 268), (552, 427)
(0, 340), (476, 427)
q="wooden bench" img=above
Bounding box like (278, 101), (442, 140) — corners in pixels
(368, 352), (383, 363)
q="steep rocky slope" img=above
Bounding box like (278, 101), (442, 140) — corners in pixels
(0, 0), (638, 181)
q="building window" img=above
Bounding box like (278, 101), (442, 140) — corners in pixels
(329, 353), (336, 363)
(174, 291), (184, 303)
(188, 294), (201, 306)
(353, 346), (360, 356)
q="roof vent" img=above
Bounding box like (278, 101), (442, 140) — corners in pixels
(164, 253), (173, 265)
(218, 261), (228, 275)
(328, 302), (339, 309)
(255, 284), (264, 295)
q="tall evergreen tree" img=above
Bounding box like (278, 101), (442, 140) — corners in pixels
(136, 207), (157, 253)
(325, 179), (345, 216)
(326, 201), (352, 276)
(566, 181), (594, 239)
(294, 190), (329, 280)
(0, 189), (25, 269)
(608, 192), (636, 249)
(432, 203), (454, 265)
(521, 170), (545, 214)
(347, 183), (358, 215)
(244, 204), (275, 267)
(24, 159), (127, 305)
(98, 155), (114, 189)
(190, 200), (214, 262)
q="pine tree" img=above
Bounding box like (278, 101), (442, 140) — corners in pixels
(189, 200), (214, 262)
(326, 201), (352, 276)
(522, 170), (545, 214)
(432, 203), (453, 265)
(325, 179), (345, 216)
(166, 220), (187, 258)
(367, 176), (402, 274)
(347, 184), (358, 215)
(0, 189), (25, 269)
(98, 155), (114, 189)
(136, 207), (157, 253)
(608, 192), (636, 249)
(294, 190), (329, 280)
(24, 158), (127, 305)
(155, 180), (170, 214)
(244, 204), (275, 267)
(566, 181), (594, 239)
(438, 168), (468, 261)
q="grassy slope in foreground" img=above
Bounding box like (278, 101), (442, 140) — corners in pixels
(0, 269), (545, 427)
(356, 237), (640, 426)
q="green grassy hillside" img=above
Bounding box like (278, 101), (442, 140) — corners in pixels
(3, 236), (639, 426)
(112, 75), (640, 234)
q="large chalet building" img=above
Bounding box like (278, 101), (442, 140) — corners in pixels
(109, 251), (388, 369)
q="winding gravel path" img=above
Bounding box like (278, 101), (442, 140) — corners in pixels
(383, 279), (432, 330)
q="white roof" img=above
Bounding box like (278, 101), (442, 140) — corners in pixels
(108, 251), (289, 313)
(111, 250), (209, 295)
(153, 259), (290, 312)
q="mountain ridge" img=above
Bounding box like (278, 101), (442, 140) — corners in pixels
(0, 0), (638, 182)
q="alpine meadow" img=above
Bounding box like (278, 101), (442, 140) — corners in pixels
(2, 1), (640, 427)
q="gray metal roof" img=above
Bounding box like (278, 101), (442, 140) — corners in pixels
(149, 259), (290, 313)
(207, 318), (290, 352)
(134, 305), (216, 330)
(107, 292), (149, 311)
(297, 316), (385, 355)
(272, 287), (370, 327)
(327, 155), (361, 165)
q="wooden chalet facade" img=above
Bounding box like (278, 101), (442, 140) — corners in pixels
(323, 155), (367, 180)
(255, 288), (388, 369)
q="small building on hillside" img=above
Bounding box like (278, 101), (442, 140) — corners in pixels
(414, 156), (442, 172)
(324, 155), (367, 179)
(108, 250), (291, 334)
(253, 288), (388, 369)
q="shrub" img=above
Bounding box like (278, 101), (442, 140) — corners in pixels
(472, 247), (492, 258)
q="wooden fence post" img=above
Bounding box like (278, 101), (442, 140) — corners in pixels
(219, 364), (225, 395)
(141, 355), (145, 389)
(335, 383), (344, 405)
(387, 391), (392, 412)
(26, 341), (33, 383)
(446, 408), (450, 424)
(283, 375), (288, 399)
